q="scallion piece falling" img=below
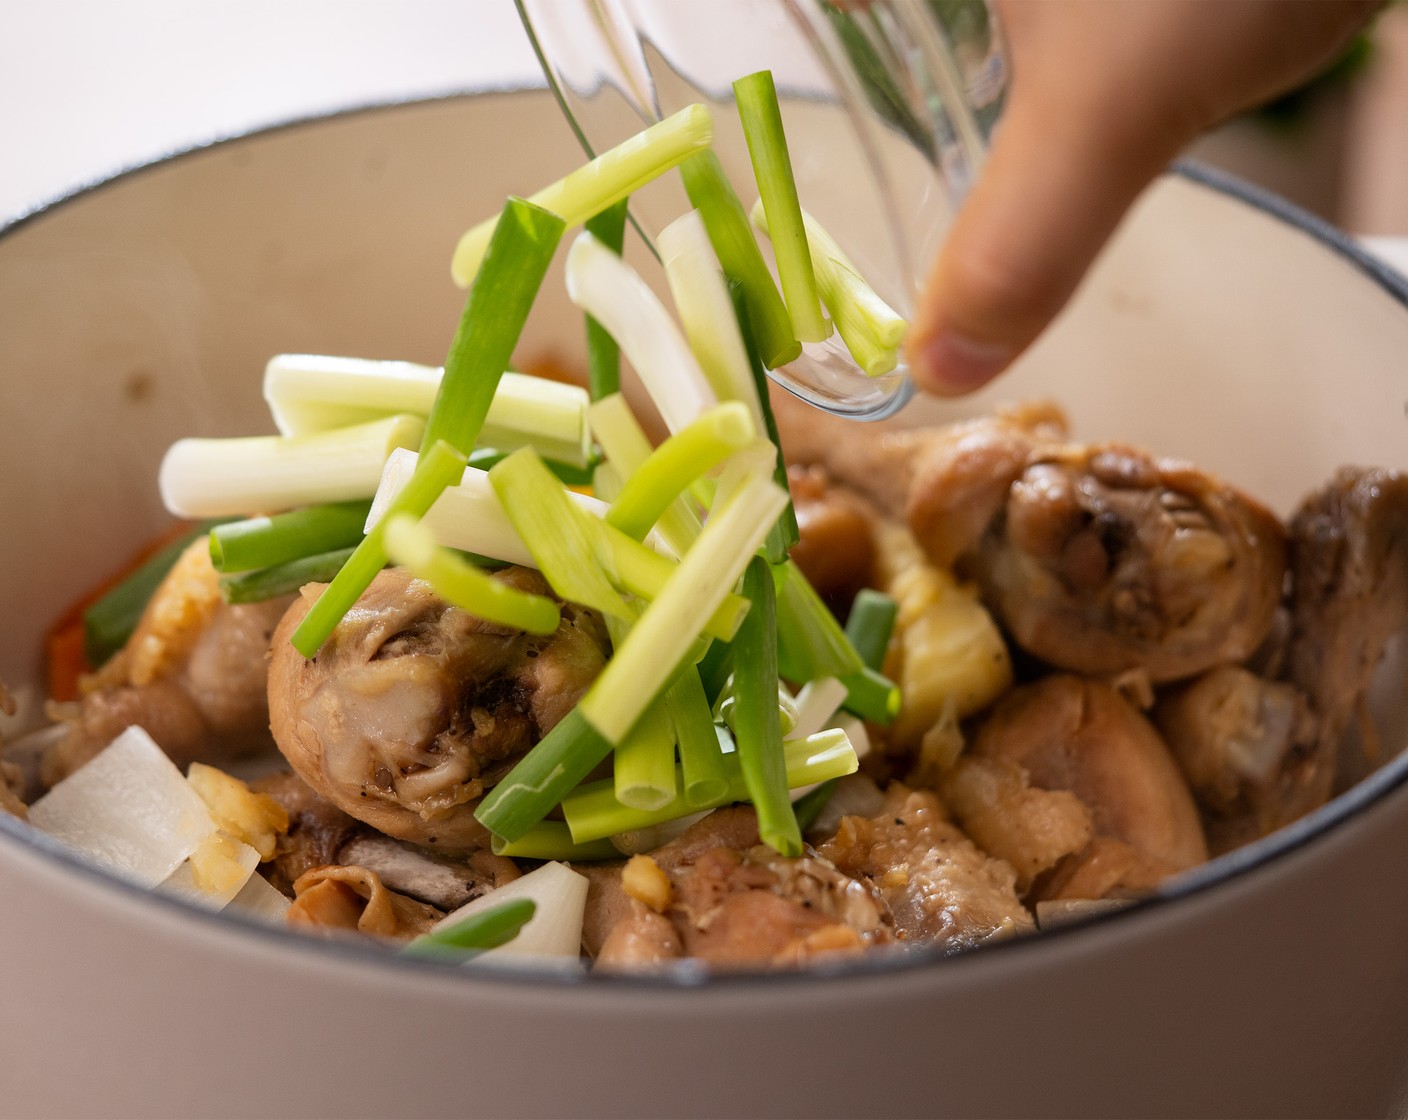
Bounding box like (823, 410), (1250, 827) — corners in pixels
(665, 667), (730, 808)
(680, 150), (800, 370)
(612, 697), (678, 812)
(488, 821), (619, 863)
(750, 200), (905, 377)
(845, 588), (899, 671)
(733, 70), (830, 345)
(451, 104), (713, 286)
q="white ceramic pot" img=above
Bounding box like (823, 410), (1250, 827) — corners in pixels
(1, 90), (1405, 1119)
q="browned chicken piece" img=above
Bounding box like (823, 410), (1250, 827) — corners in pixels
(287, 864), (444, 941)
(818, 784), (1035, 947)
(779, 397), (1286, 684)
(252, 771), (364, 895)
(1154, 666), (1318, 854)
(940, 756), (1094, 892)
(267, 566), (609, 854)
(42, 541), (290, 786)
(967, 441), (1286, 682)
(788, 463), (878, 611)
(957, 675), (1207, 901)
(587, 807), (894, 971)
(773, 389), (1068, 544)
(1284, 467), (1408, 781)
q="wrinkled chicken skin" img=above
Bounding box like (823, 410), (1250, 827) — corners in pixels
(42, 541), (289, 785)
(288, 865), (443, 941)
(819, 784), (1034, 947)
(268, 567), (609, 854)
(956, 675), (1207, 901)
(587, 808), (894, 971)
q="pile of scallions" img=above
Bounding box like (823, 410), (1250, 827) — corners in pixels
(151, 71), (907, 868)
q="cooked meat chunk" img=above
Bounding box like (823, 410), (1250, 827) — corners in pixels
(819, 785), (1034, 947)
(0, 684), (25, 820)
(788, 463), (878, 611)
(338, 834), (519, 913)
(267, 567), (608, 854)
(1154, 666), (1318, 853)
(940, 756), (1094, 892)
(252, 771), (364, 894)
(779, 399), (1286, 684)
(1284, 468), (1408, 777)
(961, 675), (1207, 901)
(965, 439), (1286, 682)
(287, 865), (443, 941)
(42, 541), (289, 785)
(586, 807), (894, 971)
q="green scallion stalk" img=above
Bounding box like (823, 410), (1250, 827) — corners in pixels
(83, 521), (223, 667)
(565, 231), (718, 436)
(579, 471), (787, 742)
(423, 198), (566, 458)
(606, 535), (748, 642)
(606, 402), (754, 541)
(400, 898), (537, 960)
(477, 471), (787, 841)
(696, 639), (735, 705)
(840, 665), (902, 726)
(792, 778), (839, 833)
(612, 698), (678, 812)
(731, 555), (801, 856)
(588, 394), (701, 556)
(158, 414), (424, 520)
(382, 514), (560, 635)
(844, 588), (899, 671)
(289, 440), (468, 658)
(488, 447), (634, 624)
(489, 821), (619, 862)
(209, 500), (371, 574)
(774, 560), (862, 682)
(451, 104), (713, 286)
(749, 200), (905, 376)
(584, 200), (629, 401)
(664, 668), (729, 808)
(218, 546), (356, 605)
(680, 150), (800, 370)
(658, 210), (767, 434)
(731, 287), (799, 561)
(467, 447), (595, 488)
(733, 71), (830, 345)
(562, 728), (858, 843)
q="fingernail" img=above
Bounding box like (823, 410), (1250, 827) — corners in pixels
(914, 330), (1015, 396)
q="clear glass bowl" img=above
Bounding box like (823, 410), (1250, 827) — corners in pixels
(518, 0), (1005, 419)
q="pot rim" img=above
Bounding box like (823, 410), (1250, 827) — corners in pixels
(3, 87), (1405, 995)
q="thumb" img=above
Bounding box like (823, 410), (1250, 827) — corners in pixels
(906, 68), (1186, 396)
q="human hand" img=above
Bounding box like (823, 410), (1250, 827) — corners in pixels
(907, 0), (1381, 395)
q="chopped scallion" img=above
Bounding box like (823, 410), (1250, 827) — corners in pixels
(583, 200), (629, 401)
(840, 665), (902, 726)
(209, 500), (371, 574)
(612, 698), (678, 812)
(400, 897), (537, 960)
(679, 151), (800, 370)
(774, 560), (863, 682)
(451, 104), (713, 286)
(665, 668), (730, 808)
(562, 728), (858, 843)
(731, 556), (801, 856)
(218, 546), (356, 605)
(489, 822), (619, 862)
(844, 588), (899, 671)
(382, 514), (560, 635)
(423, 198), (566, 458)
(733, 71), (830, 344)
